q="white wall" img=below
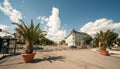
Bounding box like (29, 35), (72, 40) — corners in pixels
(65, 32), (87, 46)
(65, 33), (75, 46)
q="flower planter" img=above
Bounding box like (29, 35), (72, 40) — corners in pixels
(100, 50), (108, 56)
(21, 53), (36, 63)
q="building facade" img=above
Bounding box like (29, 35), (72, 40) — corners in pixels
(14, 29), (25, 43)
(65, 29), (88, 46)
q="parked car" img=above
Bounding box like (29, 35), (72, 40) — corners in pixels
(70, 45), (77, 49)
(33, 45), (43, 50)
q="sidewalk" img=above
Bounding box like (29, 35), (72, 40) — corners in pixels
(0, 54), (10, 60)
(0, 54), (3, 58)
(90, 48), (120, 57)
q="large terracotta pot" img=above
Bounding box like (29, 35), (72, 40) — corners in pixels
(100, 50), (108, 56)
(21, 53), (36, 63)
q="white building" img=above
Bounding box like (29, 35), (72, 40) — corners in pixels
(65, 29), (88, 46)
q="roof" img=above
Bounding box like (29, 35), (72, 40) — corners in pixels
(65, 29), (88, 39)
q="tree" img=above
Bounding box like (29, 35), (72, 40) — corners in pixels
(84, 34), (92, 45)
(35, 34), (46, 45)
(59, 40), (65, 45)
(13, 20), (41, 54)
(116, 38), (120, 46)
(95, 30), (118, 50)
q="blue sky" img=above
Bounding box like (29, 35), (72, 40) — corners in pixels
(0, 0), (120, 41)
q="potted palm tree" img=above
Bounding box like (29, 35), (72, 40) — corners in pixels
(96, 30), (118, 56)
(13, 20), (41, 63)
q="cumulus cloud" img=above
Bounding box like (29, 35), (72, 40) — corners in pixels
(0, 0), (22, 23)
(0, 0), (22, 36)
(41, 16), (49, 24)
(41, 7), (66, 41)
(37, 16), (41, 20)
(80, 18), (120, 37)
(0, 24), (9, 31)
(0, 24), (10, 37)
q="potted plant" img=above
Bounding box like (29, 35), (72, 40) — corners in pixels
(96, 30), (118, 56)
(13, 20), (41, 63)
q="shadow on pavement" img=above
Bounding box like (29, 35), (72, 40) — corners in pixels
(0, 53), (22, 65)
(32, 56), (65, 63)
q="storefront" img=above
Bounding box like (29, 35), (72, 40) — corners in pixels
(0, 38), (17, 56)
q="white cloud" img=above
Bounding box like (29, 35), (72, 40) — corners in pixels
(37, 16), (49, 24)
(41, 16), (48, 24)
(37, 16), (41, 20)
(0, 0), (22, 23)
(0, 24), (9, 31)
(0, 0), (23, 36)
(80, 18), (120, 37)
(0, 24), (10, 37)
(41, 7), (66, 42)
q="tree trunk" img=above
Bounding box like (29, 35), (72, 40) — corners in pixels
(24, 42), (33, 54)
(98, 42), (106, 50)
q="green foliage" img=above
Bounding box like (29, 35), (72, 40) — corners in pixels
(35, 34), (46, 45)
(95, 30), (118, 48)
(40, 38), (55, 45)
(46, 38), (55, 45)
(84, 34), (92, 45)
(59, 40), (65, 45)
(116, 38), (120, 46)
(112, 38), (120, 46)
(35, 36), (55, 46)
(12, 19), (41, 54)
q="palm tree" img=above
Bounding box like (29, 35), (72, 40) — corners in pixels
(13, 20), (41, 54)
(96, 30), (118, 50)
